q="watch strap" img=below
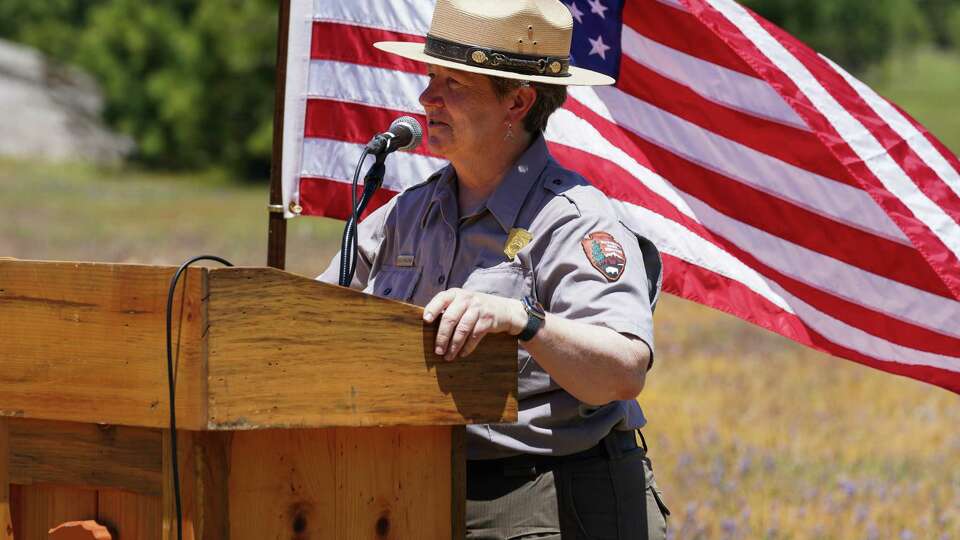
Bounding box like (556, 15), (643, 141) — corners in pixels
(518, 296), (545, 342)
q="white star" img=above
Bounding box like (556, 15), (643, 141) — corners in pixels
(587, 0), (608, 19)
(567, 1), (585, 24)
(588, 35), (611, 59)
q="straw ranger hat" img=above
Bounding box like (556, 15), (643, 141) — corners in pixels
(374, 0), (615, 86)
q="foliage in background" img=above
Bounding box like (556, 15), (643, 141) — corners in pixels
(741, 0), (932, 71)
(0, 0), (277, 178)
(0, 0), (958, 176)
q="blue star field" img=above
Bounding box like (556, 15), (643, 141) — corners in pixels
(566, 0), (625, 80)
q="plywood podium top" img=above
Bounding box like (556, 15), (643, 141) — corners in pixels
(0, 259), (518, 430)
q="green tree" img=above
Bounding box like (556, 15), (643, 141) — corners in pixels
(0, 0), (951, 177)
(0, 0), (276, 177)
(744, 0), (930, 71)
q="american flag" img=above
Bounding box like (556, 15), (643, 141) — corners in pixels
(279, 0), (960, 393)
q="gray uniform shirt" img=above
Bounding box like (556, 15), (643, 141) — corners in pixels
(318, 135), (661, 460)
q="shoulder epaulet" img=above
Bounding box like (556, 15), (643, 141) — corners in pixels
(542, 167), (613, 217)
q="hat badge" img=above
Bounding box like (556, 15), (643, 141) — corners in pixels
(471, 50), (489, 65)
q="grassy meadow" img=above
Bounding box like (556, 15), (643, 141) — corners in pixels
(1, 50), (959, 540)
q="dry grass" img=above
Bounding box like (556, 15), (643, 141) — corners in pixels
(1, 159), (958, 539)
(646, 296), (960, 539)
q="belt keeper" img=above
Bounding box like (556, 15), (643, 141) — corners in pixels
(603, 431), (624, 460)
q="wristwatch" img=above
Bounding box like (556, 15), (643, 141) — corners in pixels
(518, 296), (546, 342)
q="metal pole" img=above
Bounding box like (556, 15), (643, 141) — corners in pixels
(267, 0), (292, 270)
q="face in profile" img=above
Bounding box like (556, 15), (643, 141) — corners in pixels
(418, 66), (511, 160)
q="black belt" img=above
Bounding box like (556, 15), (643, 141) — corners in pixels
(468, 429), (645, 478)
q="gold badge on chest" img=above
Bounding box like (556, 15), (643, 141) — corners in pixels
(504, 228), (533, 260)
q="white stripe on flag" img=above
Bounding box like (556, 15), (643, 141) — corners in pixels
(569, 85), (909, 243)
(313, 0), (432, 34)
(706, 0), (960, 263)
(768, 279), (960, 371)
(621, 25), (808, 129)
(313, 0), (435, 36)
(308, 60), (907, 244)
(655, 0), (689, 10)
(547, 108), (699, 220)
(281, 0), (315, 217)
(305, 62), (960, 338)
(686, 195), (960, 337)
(308, 60), (428, 114)
(822, 55), (960, 205)
(301, 138), (447, 192)
(614, 200), (959, 372)
(612, 200), (795, 313)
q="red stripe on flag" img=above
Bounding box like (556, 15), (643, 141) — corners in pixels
(561, 97), (955, 298)
(749, 13), (960, 228)
(299, 176), (399, 221)
(617, 56), (858, 188)
(623, 0), (755, 77)
(803, 327), (960, 395)
(712, 228), (960, 356)
(311, 21), (426, 73)
(548, 142), (717, 243)
(687, 0), (960, 299)
(657, 253), (960, 394)
(305, 99), (433, 157)
(660, 253), (812, 340)
(553, 138), (960, 354)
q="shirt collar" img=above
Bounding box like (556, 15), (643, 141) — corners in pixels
(420, 134), (551, 231)
(421, 165), (457, 229)
(485, 134), (550, 232)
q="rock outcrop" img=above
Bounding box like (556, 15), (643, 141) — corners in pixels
(0, 38), (134, 164)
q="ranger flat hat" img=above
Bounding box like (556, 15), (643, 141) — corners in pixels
(374, 0), (616, 86)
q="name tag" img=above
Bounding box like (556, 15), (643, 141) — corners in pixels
(396, 254), (416, 267)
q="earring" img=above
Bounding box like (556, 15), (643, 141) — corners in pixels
(504, 122), (514, 141)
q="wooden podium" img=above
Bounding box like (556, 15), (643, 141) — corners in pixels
(0, 260), (518, 539)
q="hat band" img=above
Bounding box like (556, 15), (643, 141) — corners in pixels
(424, 35), (571, 78)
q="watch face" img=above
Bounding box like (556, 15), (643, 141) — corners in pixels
(523, 296), (546, 319)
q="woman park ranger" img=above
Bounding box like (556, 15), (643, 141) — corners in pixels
(319, 0), (669, 538)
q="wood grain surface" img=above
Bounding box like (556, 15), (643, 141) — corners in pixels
(98, 491), (161, 540)
(206, 267), (518, 428)
(0, 260), (207, 430)
(7, 419), (163, 496)
(17, 485), (98, 540)
(161, 430), (230, 540)
(0, 421), (11, 540)
(228, 426), (453, 540)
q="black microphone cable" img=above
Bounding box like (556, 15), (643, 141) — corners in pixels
(339, 150), (387, 287)
(339, 117), (420, 287)
(339, 148), (369, 286)
(166, 255), (233, 540)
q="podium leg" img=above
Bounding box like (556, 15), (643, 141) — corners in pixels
(161, 431), (231, 540)
(1, 420), (11, 540)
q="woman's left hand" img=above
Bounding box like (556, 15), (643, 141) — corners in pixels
(423, 288), (527, 361)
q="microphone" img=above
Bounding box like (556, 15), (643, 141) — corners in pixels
(366, 116), (423, 155)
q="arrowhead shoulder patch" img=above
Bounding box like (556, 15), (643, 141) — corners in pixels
(581, 231), (626, 282)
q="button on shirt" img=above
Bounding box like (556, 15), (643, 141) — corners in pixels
(318, 135), (660, 460)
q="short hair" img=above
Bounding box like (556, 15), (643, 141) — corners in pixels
(489, 76), (567, 135)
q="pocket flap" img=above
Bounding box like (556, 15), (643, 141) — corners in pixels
(371, 267), (421, 302)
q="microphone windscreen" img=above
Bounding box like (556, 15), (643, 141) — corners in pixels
(390, 116), (423, 151)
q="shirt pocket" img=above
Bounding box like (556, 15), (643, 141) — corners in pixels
(370, 266), (422, 303)
(460, 262), (532, 300)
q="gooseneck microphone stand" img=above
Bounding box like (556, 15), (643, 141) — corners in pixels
(338, 149), (387, 287)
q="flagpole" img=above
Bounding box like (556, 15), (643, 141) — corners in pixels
(267, 0), (292, 270)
